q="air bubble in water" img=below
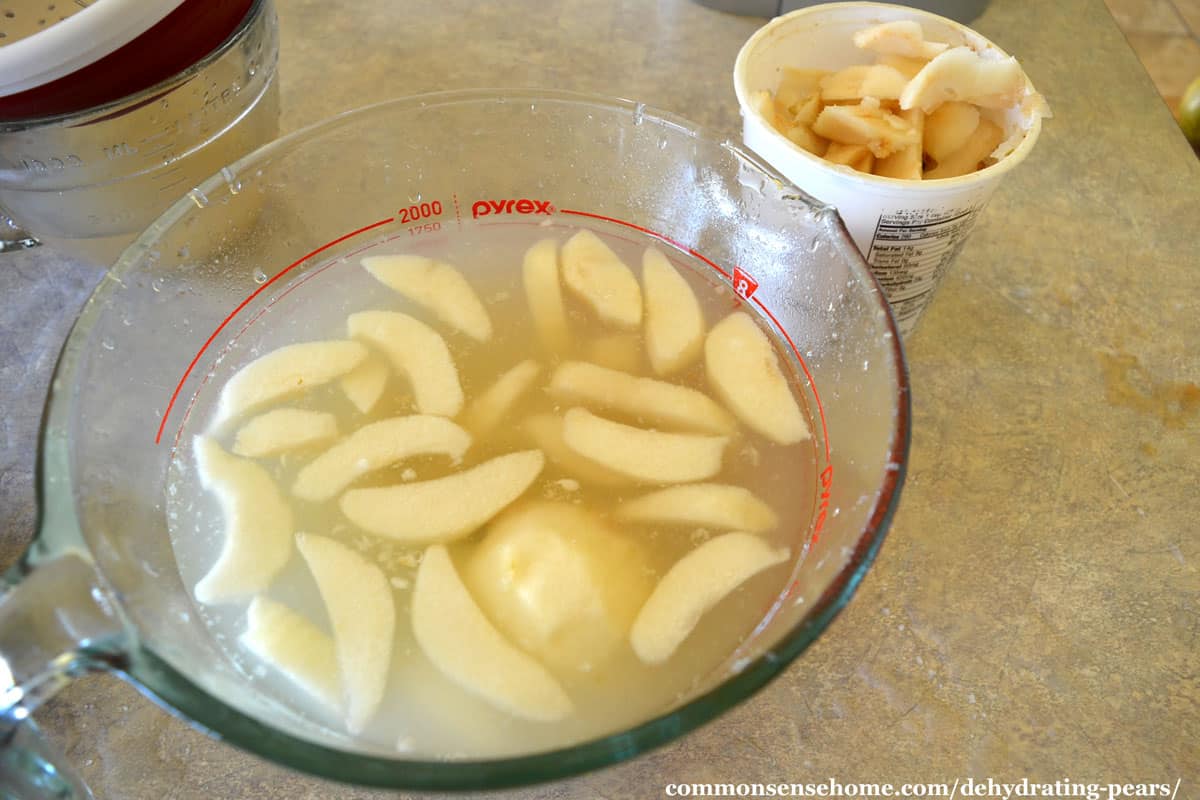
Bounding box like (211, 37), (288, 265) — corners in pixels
(151, 277), (166, 292)
(252, 268), (268, 284)
(101, 338), (115, 351)
(409, 192), (422, 203)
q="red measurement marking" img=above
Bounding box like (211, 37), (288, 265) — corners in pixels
(451, 193), (461, 228)
(154, 216), (395, 444)
(397, 200), (444, 224)
(559, 209), (732, 280)
(732, 266), (759, 300)
(812, 465), (834, 544)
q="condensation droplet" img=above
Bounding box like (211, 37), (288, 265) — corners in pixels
(252, 268), (267, 284)
(633, 102), (646, 125)
(151, 277), (166, 293)
(188, 188), (209, 208)
(101, 338), (115, 351)
(177, 245), (190, 258)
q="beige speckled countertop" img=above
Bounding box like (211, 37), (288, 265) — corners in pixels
(1, 0), (1197, 797)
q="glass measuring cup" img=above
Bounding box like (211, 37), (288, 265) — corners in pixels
(0, 0), (279, 266)
(0, 90), (909, 794)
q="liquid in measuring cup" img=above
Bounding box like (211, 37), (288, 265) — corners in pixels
(164, 222), (818, 758)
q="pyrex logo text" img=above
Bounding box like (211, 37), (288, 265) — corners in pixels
(471, 198), (555, 219)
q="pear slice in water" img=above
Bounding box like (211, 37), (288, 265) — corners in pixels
(293, 415), (471, 502)
(241, 596), (340, 714)
(705, 311), (810, 445)
(523, 239), (571, 356)
(642, 247), (704, 376)
(192, 437), (293, 605)
(523, 414), (632, 488)
(340, 355), (390, 414)
(348, 311), (463, 417)
(412, 544), (572, 722)
(630, 532), (789, 665)
(561, 229), (642, 330)
(213, 340), (367, 426)
(616, 483), (778, 533)
(296, 533), (395, 734)
(362, 255), (492, 342)
(462, 360), (542, 438)
(560, 407), (727, 484)
(232, 409), (338, 458)
(339, 450), (544, 543)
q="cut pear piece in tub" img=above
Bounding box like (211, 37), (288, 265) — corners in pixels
(347, 311), (463, 417)
(900, 47), (1025, 114)
(192, 437), (293, 605)
(340, 355), (390, 414)
(705, 311), (809, 445)
(463, 360), (542, 438)
(875, 53), (929, 81)
(523, 238), (571, 356)
(819, 64), (909, 102)
(413, 544), (573, 722)
(213, 340), (367, 426)
(561, 408), (727, 484)
(523, 414), (633, 488)
(561, 229), (643, 330)
(924, 118), (1003, 179)
(293, 415), (471, 502)
(616, 483), (779, 534)
(232, 408), (338, 458)
(296, 533), (394, 735)
(340, 450), (544, 543)
(241, 596), (340, 715)
(465, 502), (652, 673)
(362, 255), (492, 342)
(774, 67), (829, 112)
(922, 101), (980, 162)
(550, 361), (735, 435)
(811, 102), (920, 159)
(642, 246), (705, 376)
(630, 532), (789, 665)
(874, 108), (925, 180)
(852, 20), (949, 61)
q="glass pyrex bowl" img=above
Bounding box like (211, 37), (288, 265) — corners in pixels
(0, 89), (910, 792)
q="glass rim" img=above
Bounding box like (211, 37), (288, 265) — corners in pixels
(0, 0), (268, 132)
(52, 88), (911, 789)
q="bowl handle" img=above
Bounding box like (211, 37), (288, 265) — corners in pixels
(0, 551), (127, 798)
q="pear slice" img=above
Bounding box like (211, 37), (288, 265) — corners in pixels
(523, 414), (632, 487)
(293, 415), (472, 502)
(875, 53), (929, 80)
(347, 311), (463, 417)
(561, 408), (727, 484)
(561, 229), (642, 330)
(820, 64), (909, 102)
(774, 67), (829, 112)
(630, 532), (789, 664)
(586, 333), (642, 374)
(812, 102), (921, 159)
(340, 355), (390, 414)
(924, 118), (1003, 179)
(241, 596), (340, 714)
(922, 100), (980, 162)
(874, 107), (925, 180)
(825, 142), (876, 173)
(362, 255), (492, 342)
(463, 360), (542, 438)
(523, 239), (571, 355)
(899, 46), (1025, 114)
(213, 340), (367, 426)
(192, 437), (292, 605)
(550, 361), (735, 435)
(642, 247), (705, 376)
(705, 312), (809, 446)
(465, 502), (652, 673)
(340, 450), (544, 543)
(616, 483), (779, 533)
(232, 409), (338, 458)
(852, 20), (949, 61)
(295, 533), (394, 734)
(412, 544), (572, 722)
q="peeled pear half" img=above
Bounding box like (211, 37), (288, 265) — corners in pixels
(362, 255), (492, 342)
(560, 407), (727, 484)
(347, 311), (463, 417)
(705, 312), (810, 445)
(340, 450), (545, 543)
(192, 437), (293, 605)
(630, 532), (789, 664)
(296, 533), (395, 734)
(241, 596), (340, 714)
(232, 408), (338, 458)
(293, 415), (471, 502)
(617, 483), (778, 533)
(641, 246), (704, 376)
(213, 340), (367, 426)
(412, 544), (572, 722)
(561, 229), (642, 330)
(549, 361), (735, 435)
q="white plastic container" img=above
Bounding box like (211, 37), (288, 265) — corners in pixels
(734, 2), (1046, 334)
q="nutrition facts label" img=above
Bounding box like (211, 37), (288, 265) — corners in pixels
(866, 204), (983, 330)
